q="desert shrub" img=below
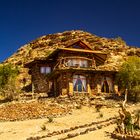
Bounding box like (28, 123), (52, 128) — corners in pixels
(61, 36), (69, 42)
(114, 36), (126, 45)
(76, 104), (82, 109)
(133, 109), (140, 130)
(99, 112), (104, 118)
(47, 116), (53, 123)
(0, 64), (19, 101)
(95, 104), (103, 112)
(40, 124), (46, 131)
(116, 56), (140, 102)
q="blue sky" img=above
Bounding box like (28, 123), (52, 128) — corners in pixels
(0, 0), (140, 62)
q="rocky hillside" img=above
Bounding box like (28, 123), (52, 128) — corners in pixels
(3, 30), (140, 89)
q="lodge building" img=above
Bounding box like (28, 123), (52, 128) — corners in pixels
(25, 40), (118, 96)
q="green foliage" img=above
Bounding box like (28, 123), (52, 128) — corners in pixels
(0, 64), (19, 101)
(115, 36), (126, 45)
(116, 56), (140, 89)
(40, 124), (46, 131)
(116, 56), (140, 101)
(98, 112), (103, 118)
(134, 109), (140, 130)
(47, 116), (53, 123)
(0, 64), (18, 88)
(76, 104), (82, 109)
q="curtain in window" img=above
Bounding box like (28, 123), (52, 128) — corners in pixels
(73, 75), (77, 87)
(101, 78), (104, 87)
(101, 77), (113, 92)
(73, 75), (86, 92)
(106, 77), (113, 92)
(80, 75), (86, 91)
(40, 67), (46, 73)
(73, 59), (77, 66)
(40, 67), (51, 74)
(83, 60), (88, 67)
(45, 67), (51, 73)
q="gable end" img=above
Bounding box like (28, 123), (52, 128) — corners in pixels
(66, 40), (93, 50)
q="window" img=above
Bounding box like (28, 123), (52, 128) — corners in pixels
(73, 45), (83, 49)
(73, 75), (87, 92)
(101, 77), (113, 93)
(67, 58), (88, 67)
(40, 67), (51, 74)
(81, 60), (88, 67)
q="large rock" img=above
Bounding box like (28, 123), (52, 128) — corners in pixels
(2, 30), (140, 90)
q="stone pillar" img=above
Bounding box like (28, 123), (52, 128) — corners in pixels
(114, 85), (119, 94)
(87, 84), (91, 95)
(69, 82), (73, 96)
(97, 84), (101, 93)
(61, 73), (67, 96)
(62, 89), (67, 95)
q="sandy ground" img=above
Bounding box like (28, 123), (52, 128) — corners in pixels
(0, 103), (139, 140)
(71, 124), (116, 140)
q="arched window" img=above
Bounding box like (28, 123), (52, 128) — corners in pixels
(73, 75), (86, 92)
(101, 80), (109, 93)
(101, 77), (113, 93)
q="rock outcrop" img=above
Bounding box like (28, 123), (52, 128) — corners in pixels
(2, 30), (140, 90)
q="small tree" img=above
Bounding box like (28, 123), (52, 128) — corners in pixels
(0, 63), (19, 100)
(116, 56), (140, 101)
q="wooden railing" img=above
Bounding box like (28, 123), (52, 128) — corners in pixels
(53, 56), (96, 70)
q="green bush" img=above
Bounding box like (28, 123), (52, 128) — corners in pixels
(116, 56), (140, 102)
(47, 116), (53, 123)
(76, 104), (82, 109)
(0, 64), (19, 101)
(40, 124), (46, 131)
(99, 112), (104, 118)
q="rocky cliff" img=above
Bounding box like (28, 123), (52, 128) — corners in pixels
(3, 30), (140, 89)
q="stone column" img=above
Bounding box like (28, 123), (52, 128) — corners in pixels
(69, 82), (73, 96)
(97, 84), (101, 93)
(114, 84), (119, 94)
(87, 84), (91, 95)
(61, 73), (68, 96)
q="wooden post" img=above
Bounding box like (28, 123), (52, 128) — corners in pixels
(123, 88), (128, 108)
(54, 79), (56, 97)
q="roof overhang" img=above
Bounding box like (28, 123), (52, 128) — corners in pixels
(24, 48), (107, 68)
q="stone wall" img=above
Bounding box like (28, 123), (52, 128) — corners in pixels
(62, 72), (116, 96)
(30, 63), (117, 96)
(31, 64), (49, 93)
